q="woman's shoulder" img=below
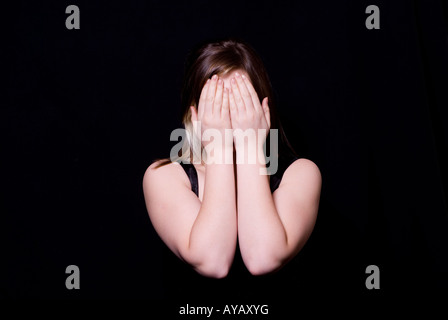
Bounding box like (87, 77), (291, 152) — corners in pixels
(288, 157), (320, 170)
(143, 159), (188, 189)
(282, 157), (322, 185)
(145, 158), (180, 175)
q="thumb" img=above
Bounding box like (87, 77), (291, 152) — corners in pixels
(262, 97), (271, 128)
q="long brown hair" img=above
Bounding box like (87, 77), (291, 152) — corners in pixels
(154, 38), (297, 168)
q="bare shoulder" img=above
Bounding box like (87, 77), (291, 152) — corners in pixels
(143, 159), (188, 190)
(282, 158), (322, 186)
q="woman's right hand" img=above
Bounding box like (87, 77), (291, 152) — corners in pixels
(190, 74), (232, 159)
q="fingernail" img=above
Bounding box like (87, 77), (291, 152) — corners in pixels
(212, 74), (218, 80)
(242, 74), (246, 79)
(235, 72), (240, 77)
(231, 78), (236, 84)
(218, 79), (223, 85)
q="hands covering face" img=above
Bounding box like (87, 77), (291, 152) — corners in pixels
(190, 72), (271, 151)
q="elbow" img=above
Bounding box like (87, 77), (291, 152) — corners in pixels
(195, 266), (230, 279)
(244, 256), (284, 276)
(194, 262), (231, 279)
(183, 246), (236, 279)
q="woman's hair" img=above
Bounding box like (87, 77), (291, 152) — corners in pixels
(154, 38), (297, 168)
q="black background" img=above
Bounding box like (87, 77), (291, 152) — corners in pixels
(3, 0), (448, 308)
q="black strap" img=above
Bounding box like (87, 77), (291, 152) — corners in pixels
(178, 161), (199, 197)
(269, 154), (299, 193)
(178, 155), (298, 196)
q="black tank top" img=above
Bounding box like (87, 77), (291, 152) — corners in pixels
(161, 152), (299, 300)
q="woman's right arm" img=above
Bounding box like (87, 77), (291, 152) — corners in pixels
(143, 159), (236, 278)
(142, 75), (237, 278)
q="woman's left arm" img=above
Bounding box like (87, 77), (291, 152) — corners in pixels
(229, 72), (321, 275)
(236, 157), (321, 276)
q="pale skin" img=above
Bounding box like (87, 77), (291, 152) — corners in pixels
(143, 70), (322, 278)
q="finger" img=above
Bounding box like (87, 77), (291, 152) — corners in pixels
(242, 74), (262, 113)
(229, 86), (238, 119)
(222, 87), (229, 118)
(213, 78), (224, 116)
(262, 97), (271, 128)
(206, 74), (218, 116)
(230, 77), (245, 113)
(235, 72), (254, 113)
(198, 79), (210, 119)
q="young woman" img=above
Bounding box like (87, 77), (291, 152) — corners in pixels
(143, 39), (321, 281)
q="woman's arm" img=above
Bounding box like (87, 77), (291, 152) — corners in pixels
(229, 72), (321, 275)
(235, 157), (321, 275)
(143, 158), (236, 278)
(143, 75), (237, 278)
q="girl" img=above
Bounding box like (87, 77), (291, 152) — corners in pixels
(143, 39), (321, 281)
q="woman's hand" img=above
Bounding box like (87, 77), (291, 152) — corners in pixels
(229, 72), (271, 151)
(145, 78), (238, 279)
(191, 74), (232, 155)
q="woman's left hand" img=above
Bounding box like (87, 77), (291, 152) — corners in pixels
(229, 72), (271, 151)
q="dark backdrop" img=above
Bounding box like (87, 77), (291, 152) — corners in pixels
(3, 0), (448, 306)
